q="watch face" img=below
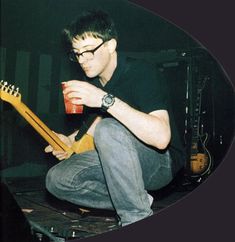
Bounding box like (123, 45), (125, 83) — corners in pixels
(102, 94), (115, 110)
(105, 96), (113, 104)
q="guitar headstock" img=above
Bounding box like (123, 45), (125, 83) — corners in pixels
(0, 80), (21, 106)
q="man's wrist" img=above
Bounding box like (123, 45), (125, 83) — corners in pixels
(101, 93), (115, 112)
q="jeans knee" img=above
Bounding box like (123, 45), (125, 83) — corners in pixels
(45, 166), (59, 193)
(94, 118), (126, 147)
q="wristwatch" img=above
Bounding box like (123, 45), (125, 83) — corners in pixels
(101, 93), (115, 111)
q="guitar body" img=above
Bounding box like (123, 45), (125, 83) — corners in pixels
(72, 134), (95, 154)
(190, 133), (212, 177)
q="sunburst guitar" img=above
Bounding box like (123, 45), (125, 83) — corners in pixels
(190, 133), (212, 177)
(188, 76), (213, 177)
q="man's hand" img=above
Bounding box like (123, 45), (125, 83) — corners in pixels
(62, 80), (106, 108)
(44, 132), (73, 160)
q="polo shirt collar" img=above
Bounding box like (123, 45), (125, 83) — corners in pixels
(89, 52), (127, 89)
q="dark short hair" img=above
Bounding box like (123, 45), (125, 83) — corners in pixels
(62, 9), (118, 49)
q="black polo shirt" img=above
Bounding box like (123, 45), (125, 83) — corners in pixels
(81, 53), (185, 175)
(91, 54), (168, 113)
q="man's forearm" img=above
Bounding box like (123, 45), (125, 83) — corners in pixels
(107, 97), (171, 149)
(87, 116), (102, 137)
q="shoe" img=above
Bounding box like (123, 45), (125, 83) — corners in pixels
(148, 194), (154, 206)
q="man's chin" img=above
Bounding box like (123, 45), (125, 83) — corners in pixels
(85, 71), (97, 78)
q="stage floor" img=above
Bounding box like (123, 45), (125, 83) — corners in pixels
(3, 174), (197, 241)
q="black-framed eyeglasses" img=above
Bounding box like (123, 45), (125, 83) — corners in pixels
(68, 41), (106, 62)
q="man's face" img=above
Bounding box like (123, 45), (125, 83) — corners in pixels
(71, 36), (111, 78)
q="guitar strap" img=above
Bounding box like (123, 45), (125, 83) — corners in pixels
(74, 113), (98, 141)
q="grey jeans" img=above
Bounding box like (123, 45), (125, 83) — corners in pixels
(46, 118), (173, 226)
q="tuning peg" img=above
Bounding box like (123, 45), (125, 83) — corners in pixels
(9, 85), (15, 94)
(2, 81), (8, 90)
(14, 87), (20, 97)
(7, 84), (12, 92)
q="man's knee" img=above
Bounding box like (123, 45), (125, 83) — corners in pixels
(45, 165), (59, 193)
(94, 118), (127, 142)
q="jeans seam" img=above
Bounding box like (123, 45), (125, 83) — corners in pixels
(70, 163), (101, 188)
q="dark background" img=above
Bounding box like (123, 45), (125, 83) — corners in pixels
(1, 0), (233, 170)
(1, 0), (198, 53)
(1, 0), (235, 241)
(0, 0), (199, 167)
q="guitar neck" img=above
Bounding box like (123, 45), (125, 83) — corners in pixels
(14, 101), (73, 155)
(190, 82), (203, 153)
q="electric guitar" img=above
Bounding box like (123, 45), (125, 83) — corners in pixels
(0, 80), (94, 159)
(189, 76), (213, 177)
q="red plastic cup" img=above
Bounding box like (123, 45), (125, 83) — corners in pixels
(61, 82), (83, 114)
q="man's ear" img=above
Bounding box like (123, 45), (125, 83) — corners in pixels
(107, 39), (117, 53)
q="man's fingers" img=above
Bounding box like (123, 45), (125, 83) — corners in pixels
(52, 150), (68, 160)
(44, 145), (53, 153)
(44, 132), (71, 158)
(52, 150), (65, 156)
